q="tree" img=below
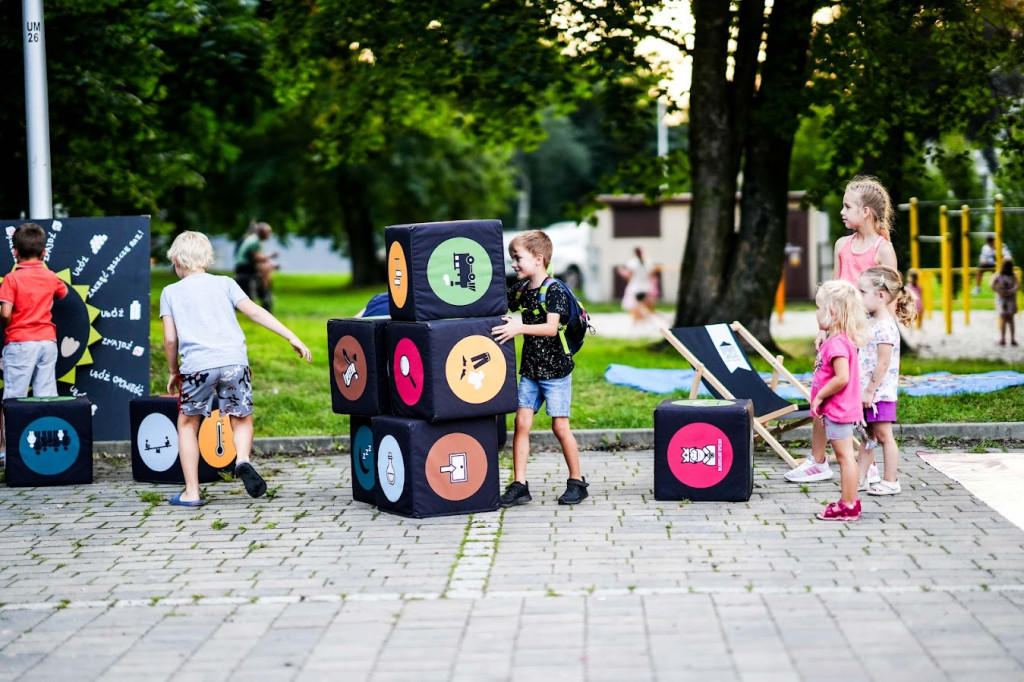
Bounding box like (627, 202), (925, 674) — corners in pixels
(672, 1), (1024, 348)
(0, 1), (264, 222)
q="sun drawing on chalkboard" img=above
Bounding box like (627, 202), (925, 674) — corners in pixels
(52, 268), (102, 384)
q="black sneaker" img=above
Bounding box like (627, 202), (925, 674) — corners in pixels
(499, 481), (532, 507)
(235, 462), (267, 498)
(557, 477), (589, 505)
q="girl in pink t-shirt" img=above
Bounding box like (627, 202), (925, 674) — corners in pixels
(810, 280), (869, 521)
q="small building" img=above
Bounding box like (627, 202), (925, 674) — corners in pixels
(589, 191), (829, 303)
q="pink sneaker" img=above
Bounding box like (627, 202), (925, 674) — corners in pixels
(816, 498), (861, 521)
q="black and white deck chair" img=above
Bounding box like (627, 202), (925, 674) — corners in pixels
(661, 322), (813, 468)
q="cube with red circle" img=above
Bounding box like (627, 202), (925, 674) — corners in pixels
(654, 398), (754, 502)
(386, 317), (516, 422)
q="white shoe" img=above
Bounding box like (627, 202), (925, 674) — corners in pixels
(867, 479), (901, 496)
(784, 457), (834, 482)
(858, 463), (881, 491)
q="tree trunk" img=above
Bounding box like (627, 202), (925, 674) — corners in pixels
(676, 0), (816, 356)
(727, 0), (817, 351)
(339, 169), (384, 287)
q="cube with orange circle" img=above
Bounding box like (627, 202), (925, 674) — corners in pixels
(385, 219), (507, 321)
(327, 317), (391, 416)
(373, 414), (500, 517)
(128, 396), (237, 484)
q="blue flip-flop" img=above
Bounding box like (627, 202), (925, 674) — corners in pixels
(169, 493), (206, 507)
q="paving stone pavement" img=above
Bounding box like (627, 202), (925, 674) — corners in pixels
(2, 441), (1023, 682)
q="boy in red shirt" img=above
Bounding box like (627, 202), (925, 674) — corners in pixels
(0, 222), (68, 397)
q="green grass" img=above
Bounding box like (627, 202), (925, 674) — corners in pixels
(149, 270), (1024, 437)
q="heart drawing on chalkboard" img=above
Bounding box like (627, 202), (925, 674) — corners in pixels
(60, 336), (81, 358)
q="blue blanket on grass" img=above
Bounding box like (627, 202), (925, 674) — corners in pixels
(604, 364), (1024, 398)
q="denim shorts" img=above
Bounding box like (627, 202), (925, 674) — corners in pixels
(518, 375), (572, 417)
(179, 365), (253, 418)
(823, 416), (854, 441)
(2, 340), (58, 398)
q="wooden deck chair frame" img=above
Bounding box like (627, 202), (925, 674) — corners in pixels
(660, 321), (813, 468)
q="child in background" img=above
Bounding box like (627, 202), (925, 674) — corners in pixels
(492, 230), (588, 506)
(161, 231), (312, 507)
(991, 259), (1020, 346)
(788, 176), (897, 484)
(809, 280), (869, 521)
(0, 223), (69, 465)
(856, 266), (919, 496)
(905, 268), (924, 320)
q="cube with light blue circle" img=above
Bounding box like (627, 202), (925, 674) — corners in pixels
(4, 396), (93, 487)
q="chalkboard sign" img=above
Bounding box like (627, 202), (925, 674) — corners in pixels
(0, 216), (151, 440)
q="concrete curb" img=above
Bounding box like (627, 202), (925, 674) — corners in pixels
(94, 421), (1022, 456)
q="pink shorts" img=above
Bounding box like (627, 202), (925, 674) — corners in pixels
(864, 400), (897, 423)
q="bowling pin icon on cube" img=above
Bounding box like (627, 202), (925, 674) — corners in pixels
(350, 415), (376, 505)
(328, 317), (391, 416)
(653, 399), (755, 502)
(387, 317), (516, 422)
(386, 219), (507, 321)
(4, 397), (93, 487)
(373, 414), (500, 517)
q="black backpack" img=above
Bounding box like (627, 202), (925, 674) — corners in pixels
(515, 277), (595, 355)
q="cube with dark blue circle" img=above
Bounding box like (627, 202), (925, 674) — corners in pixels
(373, 414), (500, 518)
(386, 317), (516, 423)
(4, 397), (93, 487)
(385, 219), (507, 321)
(654, 398), (754, 502)
(328, 317), (391, 416)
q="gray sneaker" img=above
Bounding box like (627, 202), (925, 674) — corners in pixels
(557, 477), (589, 505)
(499, 481), (532, 507)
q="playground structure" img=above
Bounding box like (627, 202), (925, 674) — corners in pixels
(901, 195), (1022, 334)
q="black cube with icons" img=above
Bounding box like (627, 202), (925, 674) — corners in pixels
(373, 414), (500, 518)
(654, 398), (754, 502)
(385, 219), (507, 322)
(349, 415), (376, 505)
(128, 396), (237, 484)
(386, 317), (517, 423)
(4, 396), (93, 487)
(328, 317), (392, 416)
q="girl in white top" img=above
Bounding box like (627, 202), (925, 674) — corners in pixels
(855, 266), (919, 496)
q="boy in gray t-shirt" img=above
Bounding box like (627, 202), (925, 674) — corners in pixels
(159, 231), (312, 507)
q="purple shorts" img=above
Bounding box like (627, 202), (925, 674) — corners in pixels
(864, 400), (897, 423)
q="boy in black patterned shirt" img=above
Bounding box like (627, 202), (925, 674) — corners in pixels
(491, 230), (587, 506)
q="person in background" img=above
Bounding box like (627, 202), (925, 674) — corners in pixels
(974, 236), (1012, 295)
(617, 246), (653, 324)
(235, 221), (279, 312)
(991, 258), (1020, 347)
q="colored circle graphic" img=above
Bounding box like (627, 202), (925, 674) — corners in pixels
(445, 336), (506, 404)
(198, 410), (236, 468)
(19, 416), (80, 476)
(666, 422), (733, 488)
(137, 412), (178, 472)
(670, 399), (736, 407)
(424, 432), (488, 501)
(353, 425), (375, 492)
(333, 335), (368, 401)
(393, 337), (424, 406)
(426, 237), (492, 306)
(388, 241), (409, 309)
(377, 434), (405, 502)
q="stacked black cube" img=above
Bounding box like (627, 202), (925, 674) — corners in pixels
(328, 220), (515, 516)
